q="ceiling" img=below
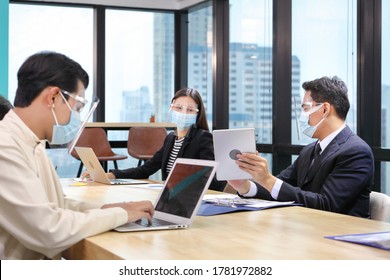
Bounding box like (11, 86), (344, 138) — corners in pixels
(29, 0), (206, 10)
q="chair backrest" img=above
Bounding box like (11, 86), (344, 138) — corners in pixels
(70, 127), (115, 159)
(369, 191), (390, 222)
(127, 127), (167, 160)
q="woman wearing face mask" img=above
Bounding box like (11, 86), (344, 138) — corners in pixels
(108, 88), (225, 191)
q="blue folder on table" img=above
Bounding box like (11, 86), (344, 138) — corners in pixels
(197, 195), (298, 216)
(325, 231), (390, 251)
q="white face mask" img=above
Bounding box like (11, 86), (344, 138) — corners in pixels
(298, 103), (326, 138)
(169, 109), (197, 131)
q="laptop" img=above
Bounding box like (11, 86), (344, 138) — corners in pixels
(74, 146), (149, 185)
(212, 128), (256, 180)
(114, 158), (218, 232)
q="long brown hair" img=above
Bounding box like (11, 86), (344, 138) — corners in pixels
(171, 88), (209, 131)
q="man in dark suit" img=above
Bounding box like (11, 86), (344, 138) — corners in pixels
(228, 76), (374, 218)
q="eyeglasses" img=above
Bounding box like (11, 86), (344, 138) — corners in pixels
(170, 103), (199, 114)
(60, 90), (88, 112)
(301, 101), (323, 113)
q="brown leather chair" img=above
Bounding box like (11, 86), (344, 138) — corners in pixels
(127, 127), (167, 166)
(70, 127), (128, 177)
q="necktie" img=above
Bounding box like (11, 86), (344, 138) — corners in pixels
(310, 143), (322, 168)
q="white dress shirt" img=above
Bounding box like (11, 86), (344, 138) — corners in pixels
(0, 110), (128, 259)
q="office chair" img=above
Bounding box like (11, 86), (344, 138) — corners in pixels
(70, 127), (128, 177)
(127, 127), (167, 166)
(369, 191), (390, 222)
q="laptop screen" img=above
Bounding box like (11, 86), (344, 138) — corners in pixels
(155, 163), (213, 218)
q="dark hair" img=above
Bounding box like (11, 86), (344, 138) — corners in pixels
(171, 88), (209, 131)
(14, 51), (89, 107)
(302, 76), (350, 120)
(0, 96), (13, 120)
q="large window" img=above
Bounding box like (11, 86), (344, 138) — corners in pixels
(382, 0), (390, 149)
(229, 0), (273, 144)
(9, 4), (94, 104)
(187, 2), (213, 128)
(292, 0), (357, 145)
(382, 0), (390, 195)
(105, 9), (174, 125)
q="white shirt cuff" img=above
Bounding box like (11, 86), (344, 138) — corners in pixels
(270, 178), (283, 199)
(241, 181), (258, 197)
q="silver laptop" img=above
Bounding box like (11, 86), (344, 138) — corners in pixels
(114, 158), (218, 232)
(213, 128), (256, 180)
(74, 146), (148, 185)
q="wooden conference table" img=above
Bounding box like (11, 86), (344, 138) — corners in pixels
(61, 179), (390, 260)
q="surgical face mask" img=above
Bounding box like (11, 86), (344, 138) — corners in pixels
(299, 103), (325, 138)
(51, 110), (82, 145)
(50, 94), (82, 145)
(169, 109), (197, 131)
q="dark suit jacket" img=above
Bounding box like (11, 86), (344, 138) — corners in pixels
(111, 125), (225, 191)
(254, 126), (374, 217)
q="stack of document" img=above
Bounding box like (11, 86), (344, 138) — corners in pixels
(198, 193), (296, 216)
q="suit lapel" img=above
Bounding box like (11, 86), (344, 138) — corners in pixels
(304, 142), (339, 184)
(299, 143), (315, 186)
(302, 126), (351, 185)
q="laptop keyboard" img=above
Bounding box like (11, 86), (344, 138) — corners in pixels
(135, 218), (176, 227)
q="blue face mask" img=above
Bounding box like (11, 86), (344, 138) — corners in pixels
(50, 100), (82, 145)
(298, 104), (326, 138)
(169, 110), (197, 131)
(51, 111), (81, 145)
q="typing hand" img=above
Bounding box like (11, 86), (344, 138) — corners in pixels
(123, 201), (154, 223)
(102, 201), (154, 224)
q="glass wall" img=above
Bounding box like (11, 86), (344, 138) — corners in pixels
(382, 0), (390, 194)
(9, 4), (94, 104)
(8, 1), (390, 193)
(187, 2), (213, 128)
(229, 0), (273, 144)
(291, 0), (357, 145)
(105, 9), (174, 125)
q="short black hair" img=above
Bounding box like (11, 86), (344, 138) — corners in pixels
(14, 51), (89, 107)
(302, 76), (350, 120)
(0, 96), (13, 120)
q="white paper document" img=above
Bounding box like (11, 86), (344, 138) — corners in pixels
(203, 193), (295, 208)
